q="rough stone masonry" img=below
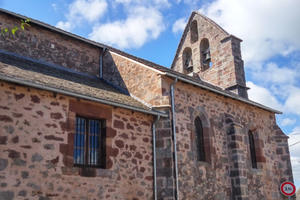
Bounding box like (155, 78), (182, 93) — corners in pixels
(0, 9), (295, 200)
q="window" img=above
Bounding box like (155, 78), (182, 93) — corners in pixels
(200, 38), (212, 70)
(190, 20), (199, 43)
(248, 131), (257, 168)
(195, 116), (205, 161)
(74, 116), (106, 168)
(182, 47), (193, 73)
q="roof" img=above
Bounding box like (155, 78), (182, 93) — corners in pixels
(0, 8), (281, 114)
(109, 49), (281, 114)
(0, 51), (167, 117)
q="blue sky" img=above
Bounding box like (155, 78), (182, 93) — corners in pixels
(1, 0), (300, 191)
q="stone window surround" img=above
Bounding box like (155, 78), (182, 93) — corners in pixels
(245, 126), (266, 169)
(59, 99), (117, 177)
(194, 116), (207, 162)
(73, 116), (106, 168)
(248, 130), (257, 169)
(190, 108), (212, 164)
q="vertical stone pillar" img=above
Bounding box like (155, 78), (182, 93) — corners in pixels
(273, 125), (296, 200)
(222, 36), (248, 99)
(227, 122), (249, 200)
(155, 108), (175, 200)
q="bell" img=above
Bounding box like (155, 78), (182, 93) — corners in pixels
(186, 65), (193, 72)
(205, 52), (211, 62)
(185, 57), (193, 68)
(203, 48), (211, 63)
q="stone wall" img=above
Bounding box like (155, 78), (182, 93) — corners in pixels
(172, 13), (248, 97)
(102, 51), (170, 106)
(0, 12), (100, 76)
(0, 80), (154, 200)
(155, 108), (175, 200)
(172, 81), (293, 200)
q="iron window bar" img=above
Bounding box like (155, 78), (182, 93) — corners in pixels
(74, 116), (106, 168)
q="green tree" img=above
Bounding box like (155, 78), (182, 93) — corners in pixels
(0, 19), (30, 37)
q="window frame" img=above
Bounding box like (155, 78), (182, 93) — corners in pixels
(248, 130), (257, 169)
(73, 115), (106, 169)
(194, 116), (206, 162)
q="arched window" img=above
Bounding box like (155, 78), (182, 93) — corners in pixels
(195, 116), (205, 161)
(200, 38), (212, 70)
(182, 47), (193, 73)
(248, 131), (257, 168)
(190, 20), (198, 43)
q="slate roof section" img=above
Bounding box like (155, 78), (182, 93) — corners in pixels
(0, 51), (168, 116)
(0, 8), (281, 114)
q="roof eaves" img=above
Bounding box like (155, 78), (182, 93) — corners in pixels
(109, 49), (282, 114)
(0, 74), (168, 117)
(164, 72), (282, 114)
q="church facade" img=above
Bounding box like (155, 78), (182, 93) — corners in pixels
(0, 8), (294, 200)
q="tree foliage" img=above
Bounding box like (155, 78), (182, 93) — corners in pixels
(0, 19), (30, 37)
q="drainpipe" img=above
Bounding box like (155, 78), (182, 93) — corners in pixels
(99, 47), (107, 79)
(170, 78), (179, 200)
(152, 115), (160, 200)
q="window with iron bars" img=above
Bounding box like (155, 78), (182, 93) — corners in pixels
(74, 116), (106, 168)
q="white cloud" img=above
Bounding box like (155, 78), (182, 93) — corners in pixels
(290, 156), (300, 186)
(51, 3), (58, 11)
(288, 127), (300, 185)
(251, 62), (299, 85)
(247, 81), (282, 110)
(89, 6), (165, 49)
(114, 0), (170, 8)
(246, 60), (300, 117)
(177, 0), (201, 6)
(56, 21), (72, 31)
(284, 87), (300, 115)
(172, 17), (187, 33)
(281, 118), (297, 127)
(56, 0), (107, 31)
(199, 0), (300, 64)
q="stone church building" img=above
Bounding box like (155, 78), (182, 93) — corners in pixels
(0, 8), (295, 200)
